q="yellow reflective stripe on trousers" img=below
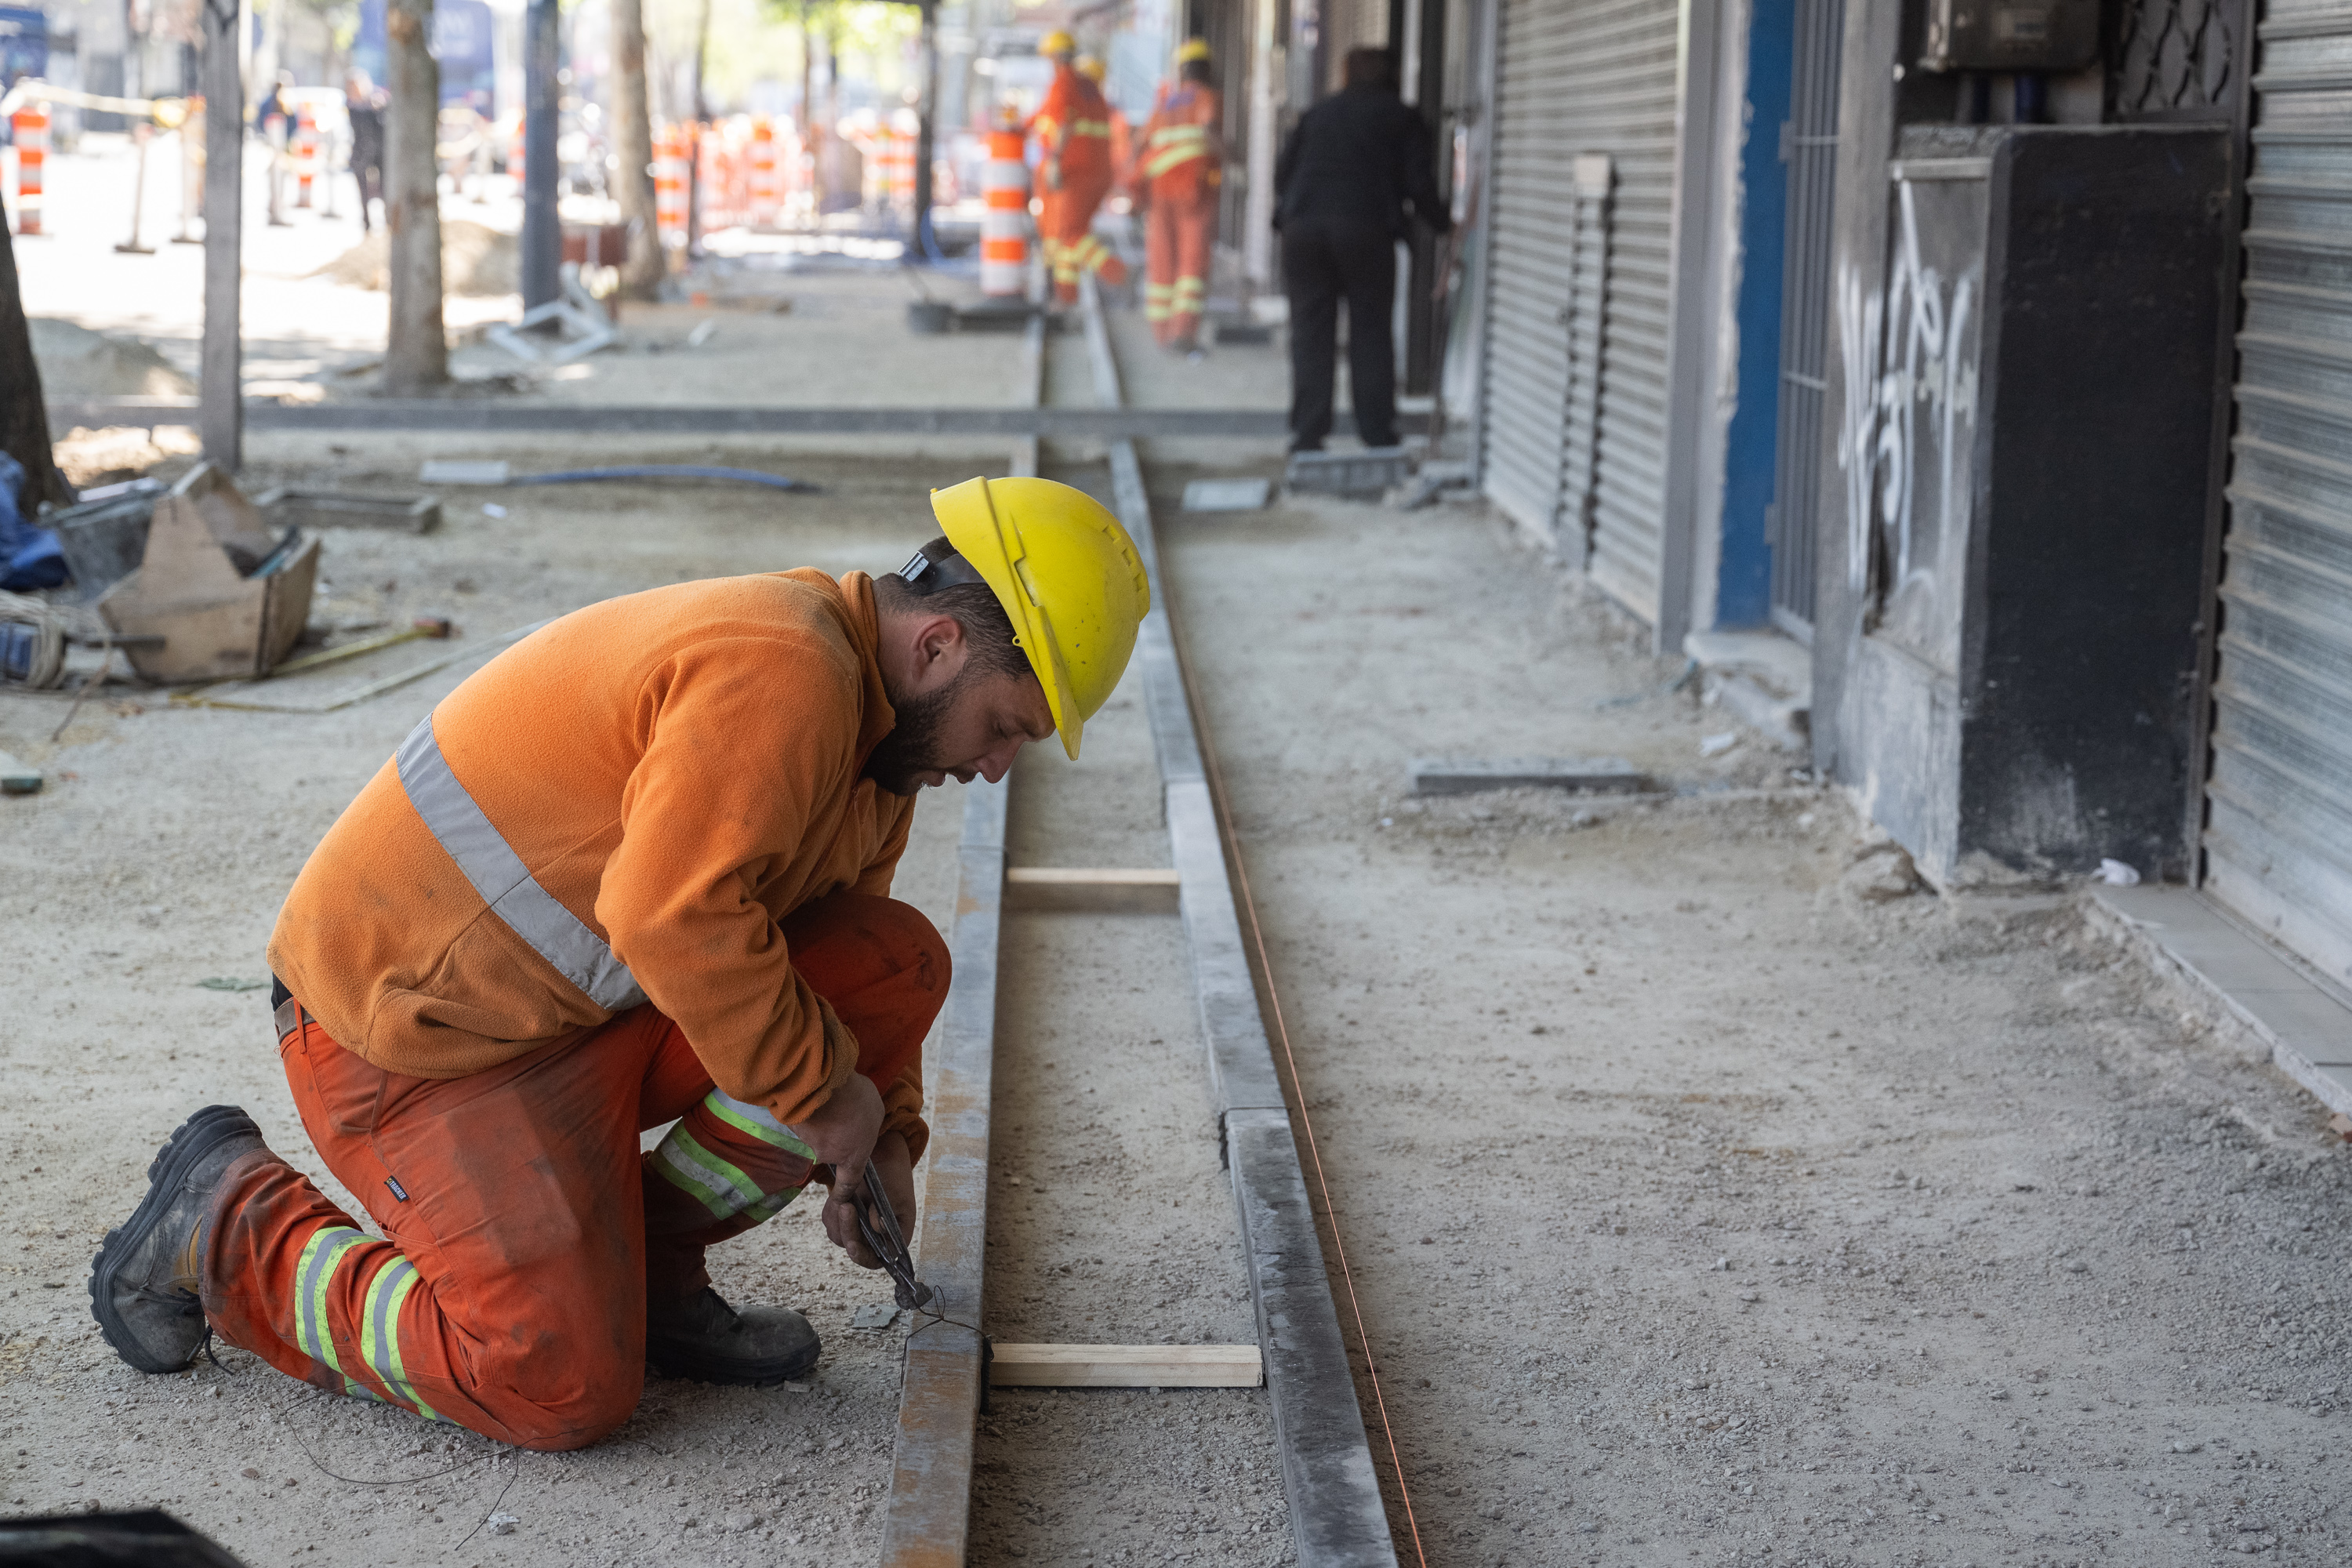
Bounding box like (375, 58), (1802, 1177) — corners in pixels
(702, 1088), (815, 1160)
(1072, 119), (1111, 137)
(358, 1255), (441, 1421)
(292, 1225), (372, 1377)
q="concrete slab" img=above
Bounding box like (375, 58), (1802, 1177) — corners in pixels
(2089, 883), (2352, 1112)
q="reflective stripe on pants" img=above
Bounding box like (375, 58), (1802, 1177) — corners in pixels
(201, 891), (949, 1451)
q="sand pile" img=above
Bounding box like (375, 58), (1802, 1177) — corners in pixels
(312, 219), (519, 296)
(27, 319), (196, 397)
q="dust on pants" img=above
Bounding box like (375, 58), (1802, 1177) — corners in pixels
(199, 891), (947, 1451)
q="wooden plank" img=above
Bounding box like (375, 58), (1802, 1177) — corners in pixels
(1077, 275), (1399, 1568)
(879, 779), (1007, 1567)
(988, 1344), (1263, 1389)
(1003, 866), (1181, 915)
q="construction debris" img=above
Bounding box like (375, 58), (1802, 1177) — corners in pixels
(0, 749), (41, 794)
(1409, 756), (1657, 797)
(254, 488), (442, 535)
(1181, 478), (1272, 513)
(96, 466), (319, 684)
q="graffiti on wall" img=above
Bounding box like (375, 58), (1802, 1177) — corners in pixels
(1834, 174), (1984, 670)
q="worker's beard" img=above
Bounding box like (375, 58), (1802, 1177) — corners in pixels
(864, 670), (971, 796)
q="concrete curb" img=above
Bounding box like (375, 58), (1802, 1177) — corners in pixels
(2082, 884), (2352, 1117)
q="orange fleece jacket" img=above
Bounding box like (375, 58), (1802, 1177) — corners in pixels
(267, 570), (927, 1154)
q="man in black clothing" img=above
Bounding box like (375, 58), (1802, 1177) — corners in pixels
(1274, 47), (1450, 453)
(344, 71), (387, 234)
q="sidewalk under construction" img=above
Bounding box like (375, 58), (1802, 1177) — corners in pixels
(9, 242), (2352, 1565)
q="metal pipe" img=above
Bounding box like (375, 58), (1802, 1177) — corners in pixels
(521, 0), (562, 313)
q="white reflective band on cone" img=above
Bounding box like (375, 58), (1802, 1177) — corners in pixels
(395, 714), (647, 1014)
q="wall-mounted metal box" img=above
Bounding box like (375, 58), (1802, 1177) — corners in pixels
(1819, 125), (2230, 885)
(1920, 0), (2100, 72)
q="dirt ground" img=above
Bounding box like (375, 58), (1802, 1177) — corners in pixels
(10, 285), (2352, 1568)
(1160, 493), (2352, 1567)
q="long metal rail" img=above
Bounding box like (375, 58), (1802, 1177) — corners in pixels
(877, 310), (1041, 1566)
(1080, 280), (1399, 1566)
(879, 291), (1396, 1565)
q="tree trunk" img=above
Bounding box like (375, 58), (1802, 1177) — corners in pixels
(0, 192), (71, 510)
(612, 0), (663, 299)
(383, 0), (448, 391)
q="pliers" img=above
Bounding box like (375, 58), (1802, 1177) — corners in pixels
(855, 1163), (935, 1312)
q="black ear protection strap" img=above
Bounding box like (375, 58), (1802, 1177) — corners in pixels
(896, 541), (993, 597)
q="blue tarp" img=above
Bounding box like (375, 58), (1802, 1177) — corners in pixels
(0, 452), (68, 591)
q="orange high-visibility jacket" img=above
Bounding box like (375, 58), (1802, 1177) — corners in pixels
(1138, 83), (1221, 204)
(1028, 63), (1116, 181)
(267, 571), (922, 1142)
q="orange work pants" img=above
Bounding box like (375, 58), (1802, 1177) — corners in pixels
(1037, 162), (1121, 300)
(1145, 186), (1217, 347)
(199, 892), (947, 1451)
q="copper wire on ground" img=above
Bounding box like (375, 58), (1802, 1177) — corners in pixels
(1171, 616), (1431, 1568)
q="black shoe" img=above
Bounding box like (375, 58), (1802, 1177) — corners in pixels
(91, 1105), (267, 1374)
(645, 1286), (820, 1387)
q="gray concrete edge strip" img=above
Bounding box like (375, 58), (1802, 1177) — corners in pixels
(880, 780), (1008, 1566)
(47, 397), (1329, 439)
(1080, 277), (1400, 1567)
(2083, 884), (2352, 1116)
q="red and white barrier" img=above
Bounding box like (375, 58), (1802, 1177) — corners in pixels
(748, 116), (781, 228)
(11, 101), (46, 235)
(979, 125), (1029, 297)
(292, 103), (318, 207)
(654, 123), (688, 248)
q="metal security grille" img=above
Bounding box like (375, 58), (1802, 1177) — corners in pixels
(1477, 0), (1681, 621)
(1767, 0), (1843, 637)
(2113, 0), (2238, 120)
(2201, 0), (2352, 996)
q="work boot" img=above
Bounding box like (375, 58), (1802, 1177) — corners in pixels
(89, 1105), (267, 1374)
(645, 1286), (820, 1387)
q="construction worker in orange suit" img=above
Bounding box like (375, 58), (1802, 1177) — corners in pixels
(1027, 29), (1127, 306)
(89, 479), (1151, 1451)
(1133, 39), (1226, 354)
(1080, 55), (1132, 187)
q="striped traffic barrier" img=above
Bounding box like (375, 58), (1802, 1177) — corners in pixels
(654, 123), (688, 249)
(979, 125), (1029, 297)
(292, 103), (318, 207)
(11, 100), (46, 235)
(748, 116), (780, 228)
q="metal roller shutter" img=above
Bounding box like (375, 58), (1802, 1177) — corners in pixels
(2203, 0), (2352, 994)
(1478, 0), (1682, 622)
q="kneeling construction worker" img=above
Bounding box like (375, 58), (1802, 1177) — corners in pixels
(88, 477), (1149, 1450)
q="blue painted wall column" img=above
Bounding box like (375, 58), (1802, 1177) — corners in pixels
(1715, 0), (1795, 628)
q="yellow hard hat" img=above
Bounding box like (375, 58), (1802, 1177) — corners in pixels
(1176, 38), (1212, 64)
(929, 476), (1150, 760)
(1039, 29), (1076, 57)
(1076, 54), (1106, 83)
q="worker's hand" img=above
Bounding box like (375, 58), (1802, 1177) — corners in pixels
(840, 1131), (916, 1272)
(1044, 158), (1063, 193)
(792, 1072), (884, 1252)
